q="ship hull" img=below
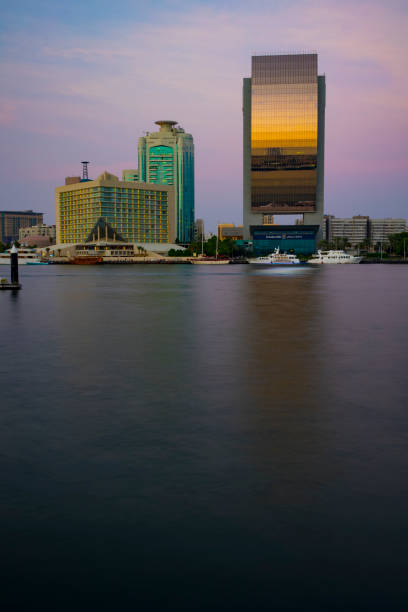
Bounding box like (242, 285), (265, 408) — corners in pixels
(0, 258), (41, 265)
(70, 256), (103, 265)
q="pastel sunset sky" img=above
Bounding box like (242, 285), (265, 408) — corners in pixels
(1, 0), (407, 229)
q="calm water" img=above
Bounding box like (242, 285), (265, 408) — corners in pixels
(1, 264), (407, 610)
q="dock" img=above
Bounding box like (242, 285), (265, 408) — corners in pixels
(1, 244), (22, 288)
(0, 282), (22, 290)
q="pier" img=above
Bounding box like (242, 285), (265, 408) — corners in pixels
(0, 245), (22, 289)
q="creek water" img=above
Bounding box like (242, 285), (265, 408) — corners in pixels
(1, 264), (407, 610)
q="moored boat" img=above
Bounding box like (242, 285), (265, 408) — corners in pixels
(0, 247), (42, 265)
(26, 261), (49, 265)
(70, 256), (103, 264)
(248, 248), (302, 265)
(309, 250), (362, 264)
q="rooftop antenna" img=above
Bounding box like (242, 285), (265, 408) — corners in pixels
(81, 161), (89, 180)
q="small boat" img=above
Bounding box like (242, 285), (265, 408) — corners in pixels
(248, 248), (302, 265)
(309, 250), (362, 264)
(26, 261), (49, 265)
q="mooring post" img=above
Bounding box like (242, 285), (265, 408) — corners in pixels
(10, 244), (19, 284)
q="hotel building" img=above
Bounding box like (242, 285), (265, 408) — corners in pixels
(243, 53), (325, 254)
(55, 171), (175, 245)
(138, 121), (194, 243)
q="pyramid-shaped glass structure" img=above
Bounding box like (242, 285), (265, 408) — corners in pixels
(85, 218), (126, 243)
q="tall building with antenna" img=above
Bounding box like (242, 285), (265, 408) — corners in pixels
(138, 121), (194, 243)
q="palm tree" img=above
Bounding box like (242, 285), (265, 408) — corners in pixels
(318, 239), (331, 250)
(358, 238), (371, 252)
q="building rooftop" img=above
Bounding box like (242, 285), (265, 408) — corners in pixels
(155, 120), (178, 128)
(0, 210), (43, 215)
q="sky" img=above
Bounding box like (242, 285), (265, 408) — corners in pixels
(1, 0), (407, 230)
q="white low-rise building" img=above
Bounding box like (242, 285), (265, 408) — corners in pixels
(19, 224), (56, 246)
(323, 215), (406, 246)
(369, 218), (406, 244)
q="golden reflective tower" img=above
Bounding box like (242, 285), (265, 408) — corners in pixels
(243, 53), (325, 249)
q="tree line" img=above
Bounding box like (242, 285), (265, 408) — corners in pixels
(319, 232), (408, 256)
(168, 236), (247, 258)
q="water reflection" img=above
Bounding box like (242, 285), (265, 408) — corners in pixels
(250, 265), (316, 277)
(1, 264), (408, 610)
(187, 266), (330, 505)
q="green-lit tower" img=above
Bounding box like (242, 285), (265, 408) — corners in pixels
(138, 121), (194, 243)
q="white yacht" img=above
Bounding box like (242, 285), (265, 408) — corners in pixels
(248, 248), (301, 265)
(0, 247), (42, 265)
(309, 250), (362, 264)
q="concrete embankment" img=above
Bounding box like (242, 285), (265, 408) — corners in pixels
(49, 257), (193, 264)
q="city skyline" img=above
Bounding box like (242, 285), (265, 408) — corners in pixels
(1, 0), (407, 230)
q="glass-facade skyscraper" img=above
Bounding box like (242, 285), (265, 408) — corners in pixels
(243, 53), (325, 252)
(138, 121), (194, 243)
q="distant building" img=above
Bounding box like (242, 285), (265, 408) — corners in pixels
(55, 171), (175, 245)
(19, 224), (56, 247)
(193, 219), (204, 242)
(122, 170), (139, 182)
(217, 224), (234, 239)
(138, 120), (194, 243)
(321, 214), (333, 240)
(0, 210), (43, 244)
(218, 224), (244, 241)
(324, 215), (369, 246)
(369, 218), (406, 244)
(322, 215), (406, 246)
